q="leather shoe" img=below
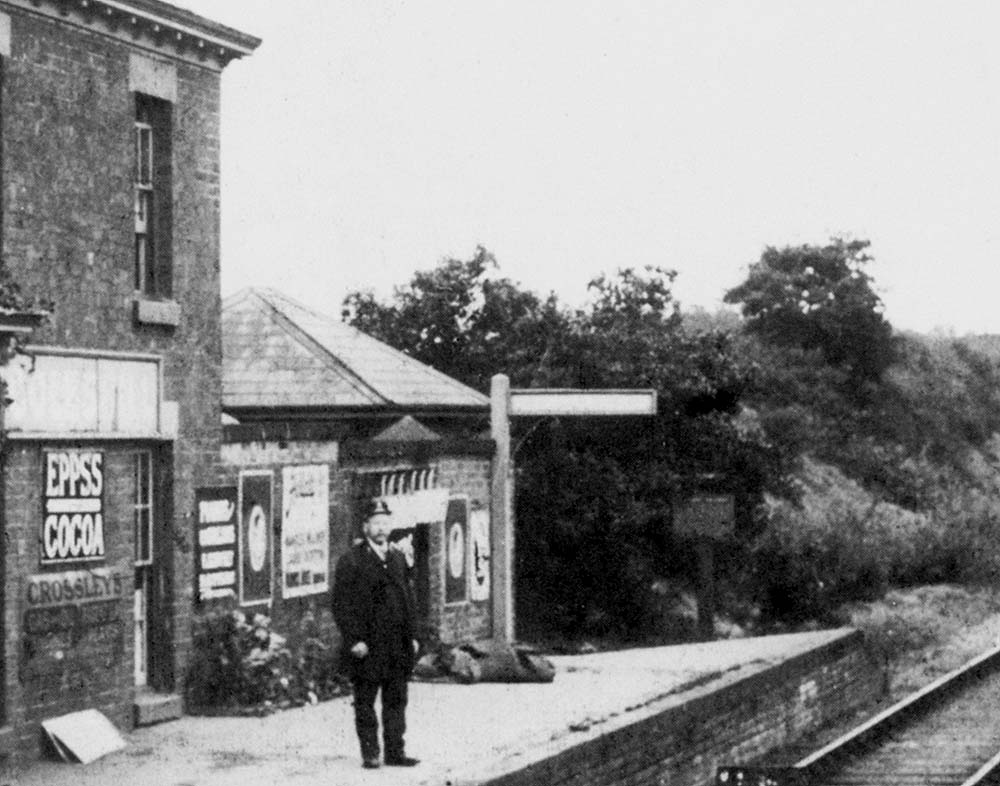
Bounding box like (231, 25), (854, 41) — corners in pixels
(362, 758), (380, 769)
(384, 755), (420, 767)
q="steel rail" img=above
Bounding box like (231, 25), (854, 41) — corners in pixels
(959, 747), (1000, 786)
(716, 642), (1000, 786)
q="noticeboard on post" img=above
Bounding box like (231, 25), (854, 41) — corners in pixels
(672, 494), (735, 540)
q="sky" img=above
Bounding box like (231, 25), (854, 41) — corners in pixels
(183, 1), (1000, 335)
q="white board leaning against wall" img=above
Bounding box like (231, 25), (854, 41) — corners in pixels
(281, 465), (330, 598)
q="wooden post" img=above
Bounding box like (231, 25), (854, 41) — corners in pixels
(490, 374), (514, 643)
(695, 537), (716, 641)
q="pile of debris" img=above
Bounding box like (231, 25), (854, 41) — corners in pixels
(414, 640), (556, 684)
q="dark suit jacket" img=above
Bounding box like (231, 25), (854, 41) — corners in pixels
(332, 540), (418, 682)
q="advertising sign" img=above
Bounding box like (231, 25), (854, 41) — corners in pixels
(281, 465), (329, 598)
(239, 472), (272, 605)
(469, 508), (491, 602)
(195, 487), (238, 602)
(21, 569), (125, 701)
(26, 570), (124, 608)
(41, 451), (105, 565)
(444, 496), (468, 604)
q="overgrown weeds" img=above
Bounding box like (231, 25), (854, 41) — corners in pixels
(839, 584), (1000, 697)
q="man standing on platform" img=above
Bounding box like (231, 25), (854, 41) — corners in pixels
(332, 500), (421, 769)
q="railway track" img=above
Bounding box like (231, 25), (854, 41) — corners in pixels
(716, 644), (1000, 786)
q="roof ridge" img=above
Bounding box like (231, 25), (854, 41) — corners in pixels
(247, 289), (388, 407)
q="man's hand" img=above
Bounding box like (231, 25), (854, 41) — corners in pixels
(412, 639), (420, 656)
(351, 641), (369, 658)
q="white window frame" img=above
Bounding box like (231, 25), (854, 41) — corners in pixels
(134, 117), (154, 294)
(134, 450), (154, 566)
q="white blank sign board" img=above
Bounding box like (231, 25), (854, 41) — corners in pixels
(41, 709), (126, 764)
(5, 351), (161, 436)
(509, 389), (657, 417)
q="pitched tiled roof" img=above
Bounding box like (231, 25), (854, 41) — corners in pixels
(222, 288), (489, 412)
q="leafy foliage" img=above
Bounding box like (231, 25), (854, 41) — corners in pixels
(750, 458), (1000, 626)
(343, 250), (791, 641)
(342, 240), (1000, 640)
(716, 241), (1000, 627)
(724, 238), (896, 398)
(342, 246), (571, 392)
(185, 610), (347, 714)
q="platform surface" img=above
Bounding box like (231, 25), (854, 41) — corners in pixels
(1, 628), (852, 786)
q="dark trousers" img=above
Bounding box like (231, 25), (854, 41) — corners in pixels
(352, 676), (409, 761)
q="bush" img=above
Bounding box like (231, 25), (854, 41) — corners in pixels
(185, 610), (348, 714)
(747, 458), (1000, 626)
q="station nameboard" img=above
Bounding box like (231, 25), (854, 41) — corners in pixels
(509, 389), (657, 418)
(673, 494), (736, 539)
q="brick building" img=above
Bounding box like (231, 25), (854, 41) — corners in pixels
(219, 288), (497, 647)
(0, 0), (258, 760)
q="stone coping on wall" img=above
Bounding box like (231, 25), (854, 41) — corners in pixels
(454, 628), (881, 786)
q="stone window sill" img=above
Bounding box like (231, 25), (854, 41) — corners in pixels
(134, 298), (180, 327)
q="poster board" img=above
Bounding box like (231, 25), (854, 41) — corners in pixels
(281, 465), (329, 598)
(239, 471), (273, 605)
(195, 487), (238, 602)
(444, 496), (468, 604)
(469, 508), (491, 602)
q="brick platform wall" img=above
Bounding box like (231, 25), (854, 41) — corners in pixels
(477, 630), (884, 786)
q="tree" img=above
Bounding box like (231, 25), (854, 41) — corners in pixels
(341, 246), (571, 392)
(724, 238), (897, 396)
(343, 252), (790, 642)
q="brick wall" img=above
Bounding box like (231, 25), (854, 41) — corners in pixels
(476, 630), (884, 786)
(0, 4), (227, 759)
(4, 445), (144, 758)
(214, 441), (348, 650)
(433, 456), (492, 643)
(213, 441), (497, 660)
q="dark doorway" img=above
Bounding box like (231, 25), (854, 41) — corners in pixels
(413, 524), (431, 641)
(135, 446), (174, 692)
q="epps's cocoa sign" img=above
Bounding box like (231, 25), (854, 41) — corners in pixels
(41, 451), (105, 565)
